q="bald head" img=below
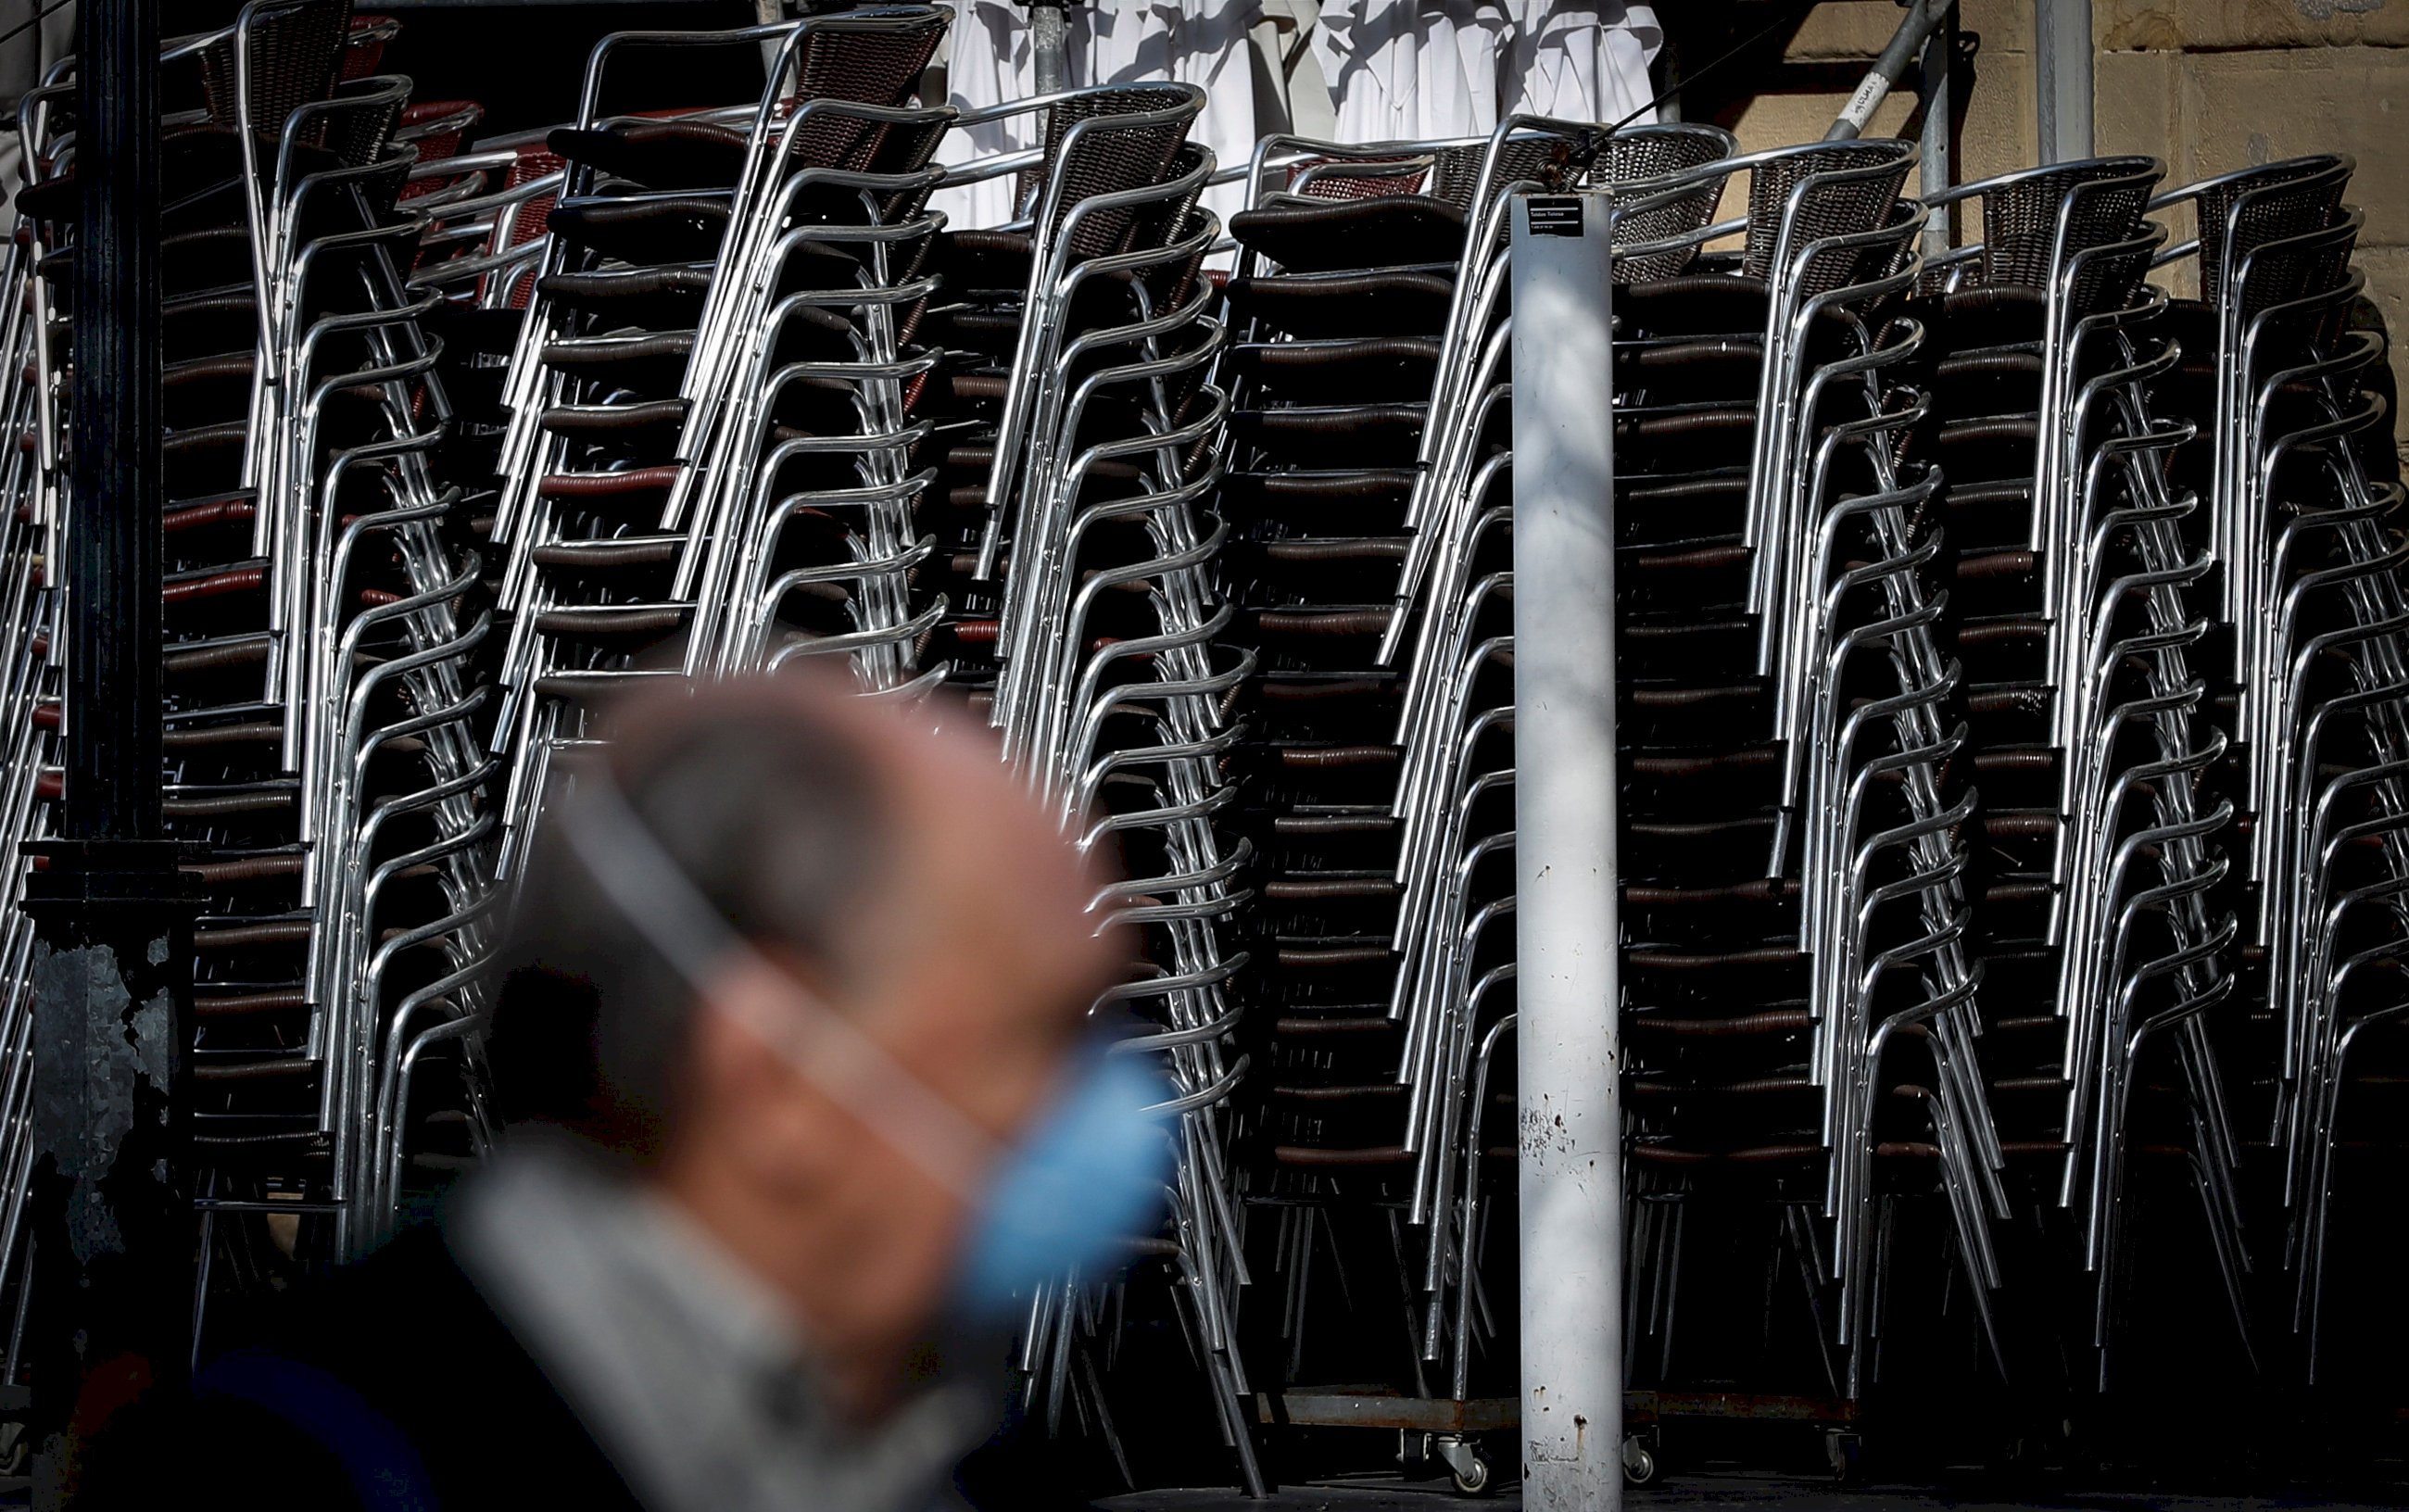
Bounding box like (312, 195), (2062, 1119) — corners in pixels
(493, 674), (1121, 1157)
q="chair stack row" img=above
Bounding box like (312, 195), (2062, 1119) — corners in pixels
(1197, 124), (2019, 1463)
(1581, 141), (2008, 1409)
(1207, 126), (1583, 1435)
(2150, 155), (2409, 1388)
(482, 7), (954, 883)
(1, 0), (504, 1337)
(468, 26), (1265, 1486)
(917, 85), (1263, 1491)
(1911, 158), (2249, 1392)
(5, 7), (2405, 1477)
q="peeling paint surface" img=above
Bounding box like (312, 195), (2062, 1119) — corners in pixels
(30, 941), (173, 1266)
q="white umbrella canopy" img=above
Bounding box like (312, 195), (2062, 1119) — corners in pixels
(927, 1), (1662, 234)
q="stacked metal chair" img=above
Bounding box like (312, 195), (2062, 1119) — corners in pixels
(1902, 158), (2250, 1389)
(2146, 155), (2409, 1381)
(0, 0), (503, 1321)
(1357, 121), (1743, 1409)
(400, 105), (563, 489)
(1211, 123), (1581, 1426)
(1570, 139), (2008, 1406)
(0, 61), (72, 1365)
(908, 84), (1266, 1492)
(477, 32), (1261, 1481)
(482, 8), (953, 880)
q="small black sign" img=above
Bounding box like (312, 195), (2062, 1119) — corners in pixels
(1527, 195), (1584, 237)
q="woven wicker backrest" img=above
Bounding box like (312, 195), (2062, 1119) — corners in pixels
(2231, 214), (2363, 350)
(1597, 124), (1734, 284)
(1742, 140), (1912, 284)
(785, 13), (950, 171)
(201, 0), (353, 139)
(2202, 156), (2352, 317)
(313, 82), (405, 171)
(1026, 86), (1199, 258)
(339, 13), (397, 83)
(1296, 159), (1432, 201)
(1974, 157), (2157, 295)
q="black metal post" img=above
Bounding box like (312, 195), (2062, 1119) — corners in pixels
(65, 0), (161, 844)
(21, 0), (195, 1504)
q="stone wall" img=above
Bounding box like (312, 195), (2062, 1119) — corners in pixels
(1715, 0), (2406, 453)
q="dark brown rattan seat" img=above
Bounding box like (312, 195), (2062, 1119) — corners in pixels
(1224, 269), (1456, 340)
(1230, 195), (1468, 274)
(548, 194), (731, 265)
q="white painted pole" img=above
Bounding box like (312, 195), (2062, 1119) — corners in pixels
(2036, 0), (2094, 163)
(1511, 189), (1622, 1512)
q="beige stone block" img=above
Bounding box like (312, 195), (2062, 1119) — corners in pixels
(2173, 48), (2409, 246)
(1785, 0), (1912, 61)
(1725, 88), (1917, 156)
(2093, 47), (2182, 165)
(1949, 47), (2042, 183)
(2099, 0), (2409, 52)
(1957, 0), (2037, 55)
(1784, 0), (2035, 61)
(1752, 0), (2041, 191)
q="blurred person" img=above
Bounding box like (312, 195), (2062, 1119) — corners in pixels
(88, 675), (1167, 1511)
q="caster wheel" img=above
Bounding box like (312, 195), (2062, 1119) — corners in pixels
(1621, 1435), (1658, 1486)
(1448, 1452), (1491, 1495)
(1825, 1430), (1862, 1483)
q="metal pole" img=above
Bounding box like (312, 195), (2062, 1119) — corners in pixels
(2036, 0), (2094, 163)
(23, 0), (195, 1503)
(1919, 3), (1960, 263)
(1511, 189), (1622, 1512)
(1827, 0), (1954, 141)
(1028, 0), (1068, 95)
(67, 4), (161, 831)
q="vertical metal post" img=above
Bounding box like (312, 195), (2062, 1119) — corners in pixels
(1511, 189), (1622, 1512)
(23, 0), (195, 1504)
(2036, 0), (2094, 163)
(1028, 0), (1068, 95)
(67, 6), (162, 808)
(1920, 3), (1959, 263)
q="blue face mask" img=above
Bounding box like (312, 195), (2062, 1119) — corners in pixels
(950, 1048), (1174, 1318)
(558, 768), (1175, 1319)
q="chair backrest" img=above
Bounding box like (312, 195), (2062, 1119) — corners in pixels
(1590, 122), (1734, 186)
(2059, 227), (2160, 328)
(1783, 184), (1922, 307)
(1102, 143), (1217, 327)
(1972, 156), (2158, 293)
(1431, 138), (1552, 209)
(396, 100), (483, 168)
(2232, 210), (2364, 352)
(341, 13), (399, 83)
(2209, 156), (2352, 319)
(202, 0), (354, 141)
(496, 147), (566, 309)
(783, 10), (951, 171)
(1743, 139), (1913, 284)
(1595, 123), (1735, 284)
(1027, 86), (1202, 259)
(1294, 158), (1432, 201)
(312, 77), (409, 172)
